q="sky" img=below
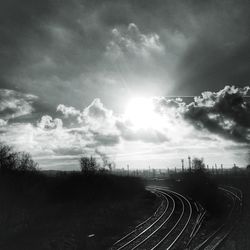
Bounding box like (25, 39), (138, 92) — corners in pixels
(0, 0), (250, 170)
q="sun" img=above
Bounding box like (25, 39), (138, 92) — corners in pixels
(125, 97), (160, 129)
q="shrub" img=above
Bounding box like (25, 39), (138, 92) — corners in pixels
(173, 168), (224, 216)
(192, 157), (205, 170)
(79, 155), (98, 174)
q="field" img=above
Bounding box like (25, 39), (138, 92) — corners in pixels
(0, 171), (158, 250)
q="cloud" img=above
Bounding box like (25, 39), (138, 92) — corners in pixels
(0, 121), (84, 162)
(1, 1), (250, 169)
(116, 120), (169, 143)
(1, 85), (250, 169)
(0, 89), (38, 121)
(1, 0), (250, 116)
(37, 115), (63, 130)
(78, 98), (174, 144)
(57, 104), (81, 118)
(53, 147), (83, 156)
(106, 23), (164, 59)
(183, 86), (250, 142)
(153, 97), (186, 115)
(0, 99), (121, 168)
(146, 86), (250, 144)
(57, 98), (114, 124)
(0, 119), (7, 127)
(57, 99), (121, 147)
(87, 130), (120, 147)
(83, 98), (113, 120)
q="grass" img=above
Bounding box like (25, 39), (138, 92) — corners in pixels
(0, 170), (157, 250)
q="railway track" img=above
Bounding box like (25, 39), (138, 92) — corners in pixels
(149, 186), (193, 250)
(111, 186), (194, 250)
(111, 185), (242, 250)
(192, 186), (242, 250)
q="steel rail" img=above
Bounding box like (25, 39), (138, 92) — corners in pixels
(113, 190), (163, 246)
(152, 186), (193, 250)
(116, 189), (171, 250)
(129, 190), (175, 250)
(194, 186), (239, 250)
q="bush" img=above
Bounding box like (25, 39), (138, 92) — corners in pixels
(192, 157), (205, 170)
(79, 155), (112, 174)
(173, 168), (224, 216)
(79, 155), (98, 174)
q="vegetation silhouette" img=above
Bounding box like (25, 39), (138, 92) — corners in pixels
(0, 142), (154, 250)
(171, 157), (225, 217)
(0, 143), (38, 173)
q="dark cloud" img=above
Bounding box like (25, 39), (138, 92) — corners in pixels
(175, 1), (250, 94)
(0, 0), (54, 86)
(106, 23), (164, 58)
(2, 0), (250, 116)
(53, 147), (83, 156)
(0, 0), (106, 110)
(183, 86), (250, 142)
(116, 120), (169, 143)
(88, 130), (120, 147)
(0, 88), (58, 125)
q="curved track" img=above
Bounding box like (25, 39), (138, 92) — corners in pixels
(111, 186), (194, 250)
(149, 186), (193, 250)
(193, 185), (242, 250)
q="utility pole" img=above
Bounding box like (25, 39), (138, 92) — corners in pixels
(127, 164), (129, 176)
(188, 156), (191, 171)
(181, 159), (184, 172)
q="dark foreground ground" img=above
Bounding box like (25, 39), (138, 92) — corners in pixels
(0, 171), (158, 250)
(1, 168), (250, 250)
(148, 171), (250, 250)
(215, 175), (250, 250)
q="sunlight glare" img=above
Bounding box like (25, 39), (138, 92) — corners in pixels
(125, 97), (160, 129)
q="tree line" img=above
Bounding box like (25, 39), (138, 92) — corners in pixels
(0, 142), (113, 174)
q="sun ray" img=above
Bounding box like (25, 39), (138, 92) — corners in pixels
(125, 97), (161, 129)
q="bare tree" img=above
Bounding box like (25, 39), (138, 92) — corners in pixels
(0, 143), (18, 172)
(18, 152), (38, 171)
(0, 142), (38, 173)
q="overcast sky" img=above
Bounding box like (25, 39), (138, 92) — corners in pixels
(0, 0), (250, 170)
